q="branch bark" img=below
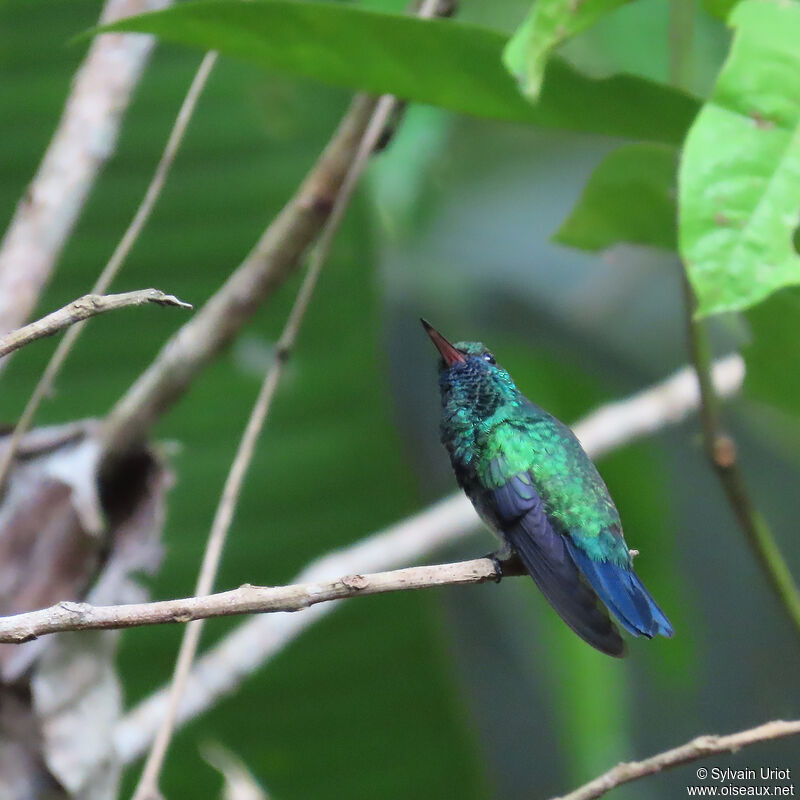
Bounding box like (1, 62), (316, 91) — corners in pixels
(0, 558), (500, 643)
(0, 290), (191, 359)
(0, 0), (171, 349)
(551, 719), (800, 800)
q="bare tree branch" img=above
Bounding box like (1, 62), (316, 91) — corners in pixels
(550, 719), (800, 800)
(0, 0), (171, 348)
(0, 290), (191, 359)
(682, 277), (800, 637)
(99, 92), (381, 461)
(101, 353), (743, 762)
(571, 353), (742, 457)
(114, 495), (482, 764)
(0, 52), (218, 493)
(0, 559), (500, 643)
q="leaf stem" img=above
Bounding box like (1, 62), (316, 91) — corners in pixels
(673, 0), (800, 637)
(682, 276), (800, 638)
(668, 0), (695, 92)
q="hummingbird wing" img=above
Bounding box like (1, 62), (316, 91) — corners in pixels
(504, 408), (673, 640)
(489, 470), (626, 657)
(485, 430), (673, 643)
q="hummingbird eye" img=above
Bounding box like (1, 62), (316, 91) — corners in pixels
(483, 352), (496, 365)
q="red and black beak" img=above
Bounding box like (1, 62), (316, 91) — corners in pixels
(421, 319), (466, 366)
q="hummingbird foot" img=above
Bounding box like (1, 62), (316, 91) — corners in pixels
(483, 550), (527, 582)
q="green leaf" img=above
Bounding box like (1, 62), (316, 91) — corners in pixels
(744, 286), (800, 418)
(95, 0), (699, 144)
(703, 0), (739, 21)
(369, 105), (452, 239)
(503, 0), (631, 101)
(678, 0), (800, 317)
(554, 143), (678, 252)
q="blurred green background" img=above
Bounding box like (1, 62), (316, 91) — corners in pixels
(1, 1), (798, 798)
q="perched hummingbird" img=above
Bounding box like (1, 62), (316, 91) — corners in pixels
(422, 320), (673, 657)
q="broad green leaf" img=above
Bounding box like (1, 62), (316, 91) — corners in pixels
(503, 0), (631, 100)
(678, 0), (800, 317)
(96, 0), (699, 144)
(744, 286), (800, 418)
(554, 143), (678, 252)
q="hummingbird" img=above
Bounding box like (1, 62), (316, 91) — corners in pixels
(422, 319), (673, 657)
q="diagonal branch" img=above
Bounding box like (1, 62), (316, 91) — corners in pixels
(0, 559), (501, 643)
(0, 0), (172, 348)
(550, 719), (800, 800)
(99, 92), (381, 462)
(0, 289), (191, 360)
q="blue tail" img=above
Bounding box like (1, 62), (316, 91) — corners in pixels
(565, 541), (673, 639)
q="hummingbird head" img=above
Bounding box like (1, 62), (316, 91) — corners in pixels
(420, 318), (495, 368)
(420, 319), (519, 418)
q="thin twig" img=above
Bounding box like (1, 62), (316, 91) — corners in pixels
(131, 92), (404, 800)
(99, 93), (379, 462)
(102, 353), (745, 763)
(0, 0), (172, 346)
(0, 290), (191, 359)
(550, 719), (800, 800)
(91, 50), (218, 302)
(682, 277), (800, 637)
(131, 1), (446, 794)
(0, 52), (217, 495)
(0, 559), (500, 644)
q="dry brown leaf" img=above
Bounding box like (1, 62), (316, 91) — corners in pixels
(0, 421), (171, 799)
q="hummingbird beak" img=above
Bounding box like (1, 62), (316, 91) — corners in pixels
(420, 318), (466, 366)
